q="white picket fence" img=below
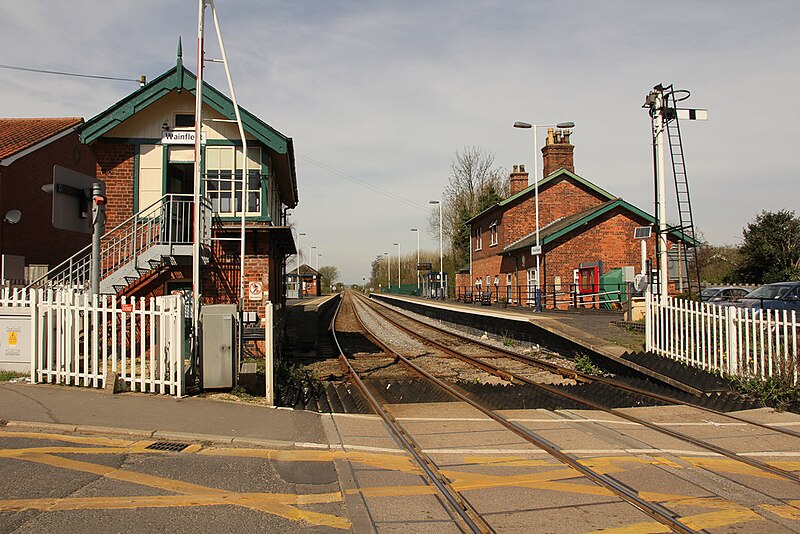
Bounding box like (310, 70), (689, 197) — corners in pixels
(646, 293), (799, 384)
(2, 288), (186, 396)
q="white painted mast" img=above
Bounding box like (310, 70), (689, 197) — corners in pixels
(208, 2), (248, 308)
(192, 0), (206, 357)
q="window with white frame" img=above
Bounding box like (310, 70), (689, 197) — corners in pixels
(475, 226), (482, 250)
(490, 220), (498, 246)
(204, 146), (262, 216)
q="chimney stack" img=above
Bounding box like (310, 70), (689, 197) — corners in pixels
(542, 127), (575, 178)
(509, 163), (529, 195)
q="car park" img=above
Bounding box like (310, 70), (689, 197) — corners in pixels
(699, 286), (749, 304)
(737, 281), (800, 312)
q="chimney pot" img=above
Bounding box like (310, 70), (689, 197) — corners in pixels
(519, 164), (525, 172)
(513, 164), (519, 172)
(547, 128), (555, 145)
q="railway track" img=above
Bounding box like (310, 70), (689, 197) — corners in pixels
(330, 290), (800, 532)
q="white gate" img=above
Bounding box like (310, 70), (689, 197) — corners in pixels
(29, 290), (186, 396)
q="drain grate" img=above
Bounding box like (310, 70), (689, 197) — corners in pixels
(145, 441), (190, 452)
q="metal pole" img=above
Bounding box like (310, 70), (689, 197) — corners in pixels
(295, 232), (304, 296)
(533, 125), (541, 311)
(209, 2), (247, 308)
(415, 229), (420, 291)
(439, 202), (443, 297)
(654, 91), (669, 305)
(192, 0), (206, 358)
(387, 250), (391, 289)
(394, 242), (400, 289)
(90, 182), (105, 296)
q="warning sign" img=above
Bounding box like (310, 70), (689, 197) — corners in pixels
(7, 331), (18, 347)
(248, 281), (264, 301)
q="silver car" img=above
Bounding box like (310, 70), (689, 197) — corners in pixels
(700, 286), (749, 304)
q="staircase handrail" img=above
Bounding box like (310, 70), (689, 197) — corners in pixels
(27, 194), (209, 290)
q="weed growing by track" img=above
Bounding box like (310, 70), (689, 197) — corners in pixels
(729, 374), (800, 411)
(574, 354), (603, 375)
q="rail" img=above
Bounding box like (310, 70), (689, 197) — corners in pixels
(349, 291), (697, 534)
(331, 294), (489, 533)
(27, 194), (212, 291)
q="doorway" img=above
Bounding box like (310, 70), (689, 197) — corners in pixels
(166, 163), (193, 243)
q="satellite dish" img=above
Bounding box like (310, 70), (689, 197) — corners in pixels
(3, 210), (21, 224)
(633, 274), (648, 292)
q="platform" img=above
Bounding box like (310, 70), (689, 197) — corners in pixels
(371, 293), (707, 396)
(285, 293), (340, 354)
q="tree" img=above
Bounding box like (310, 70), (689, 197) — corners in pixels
(429, 146), (507, 270)
(317, 265), (340, 293)
(698, 244), (741, 284)
(733, 210), (800, 284)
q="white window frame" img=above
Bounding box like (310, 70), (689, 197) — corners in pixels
(475, 226), (483, 251)
(204, 146), (262, 217)
(490, 220), (498, 246)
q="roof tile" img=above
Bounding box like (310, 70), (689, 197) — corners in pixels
(0, 117), (83, 160)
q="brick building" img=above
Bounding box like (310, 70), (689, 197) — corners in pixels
(286, 264), (323, 298)
(0, 118), (96, 281)
(73, 50), (297, 317)
(464, 128), (690, 307)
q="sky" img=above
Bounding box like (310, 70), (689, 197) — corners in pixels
(1, 1), (798, 284)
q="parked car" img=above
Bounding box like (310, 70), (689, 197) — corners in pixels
(699, 286), (749, 304)
(737, 281), (800, 312)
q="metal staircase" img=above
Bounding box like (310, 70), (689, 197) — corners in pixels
(662, 85), (702, 294)
(27, 194), (212, 294)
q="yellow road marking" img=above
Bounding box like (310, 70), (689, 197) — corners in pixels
(13, 452), (350, 529)
(3, 431), (800, 531)
(597, 506), (764, 533)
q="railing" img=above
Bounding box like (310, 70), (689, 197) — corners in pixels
(27, 289), (186, 396)
(646, 294), (800, 384)
(27, 194), (212, 291)
(454, 283), (631, 310)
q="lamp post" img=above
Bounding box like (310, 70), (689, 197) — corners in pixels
(393, 242), (400, 290)
(429, 200), (443, 298)
(316, 252), (322, 272)
(410, 228), (420, 292)
(384, 252), (391, 290)
(512, 120), (574, 311)
(296, 231), (306, 297)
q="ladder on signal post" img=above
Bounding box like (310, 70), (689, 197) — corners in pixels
(644, 84), (707, 298)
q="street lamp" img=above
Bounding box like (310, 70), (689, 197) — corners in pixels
(429, 200), (443, 298)
(296, 232), (306, 297)
(384, 252), (391, 290)
(513, 120), (574, 311)
(316, 252), (322, 272)
(410, 228), (420, 292)
(393, 242), (400, 290)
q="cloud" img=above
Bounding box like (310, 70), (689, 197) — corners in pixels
(1, 1), (798, 282)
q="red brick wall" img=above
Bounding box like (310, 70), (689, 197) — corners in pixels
(543, 207), (650, 287)
(542, 143), (574, 177)
(93, 143), (135, 229)
(471, 176), (607, 263)
(1, 131), (95, 267)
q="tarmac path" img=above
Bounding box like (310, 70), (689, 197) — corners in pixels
(4, 382), (800, 532)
